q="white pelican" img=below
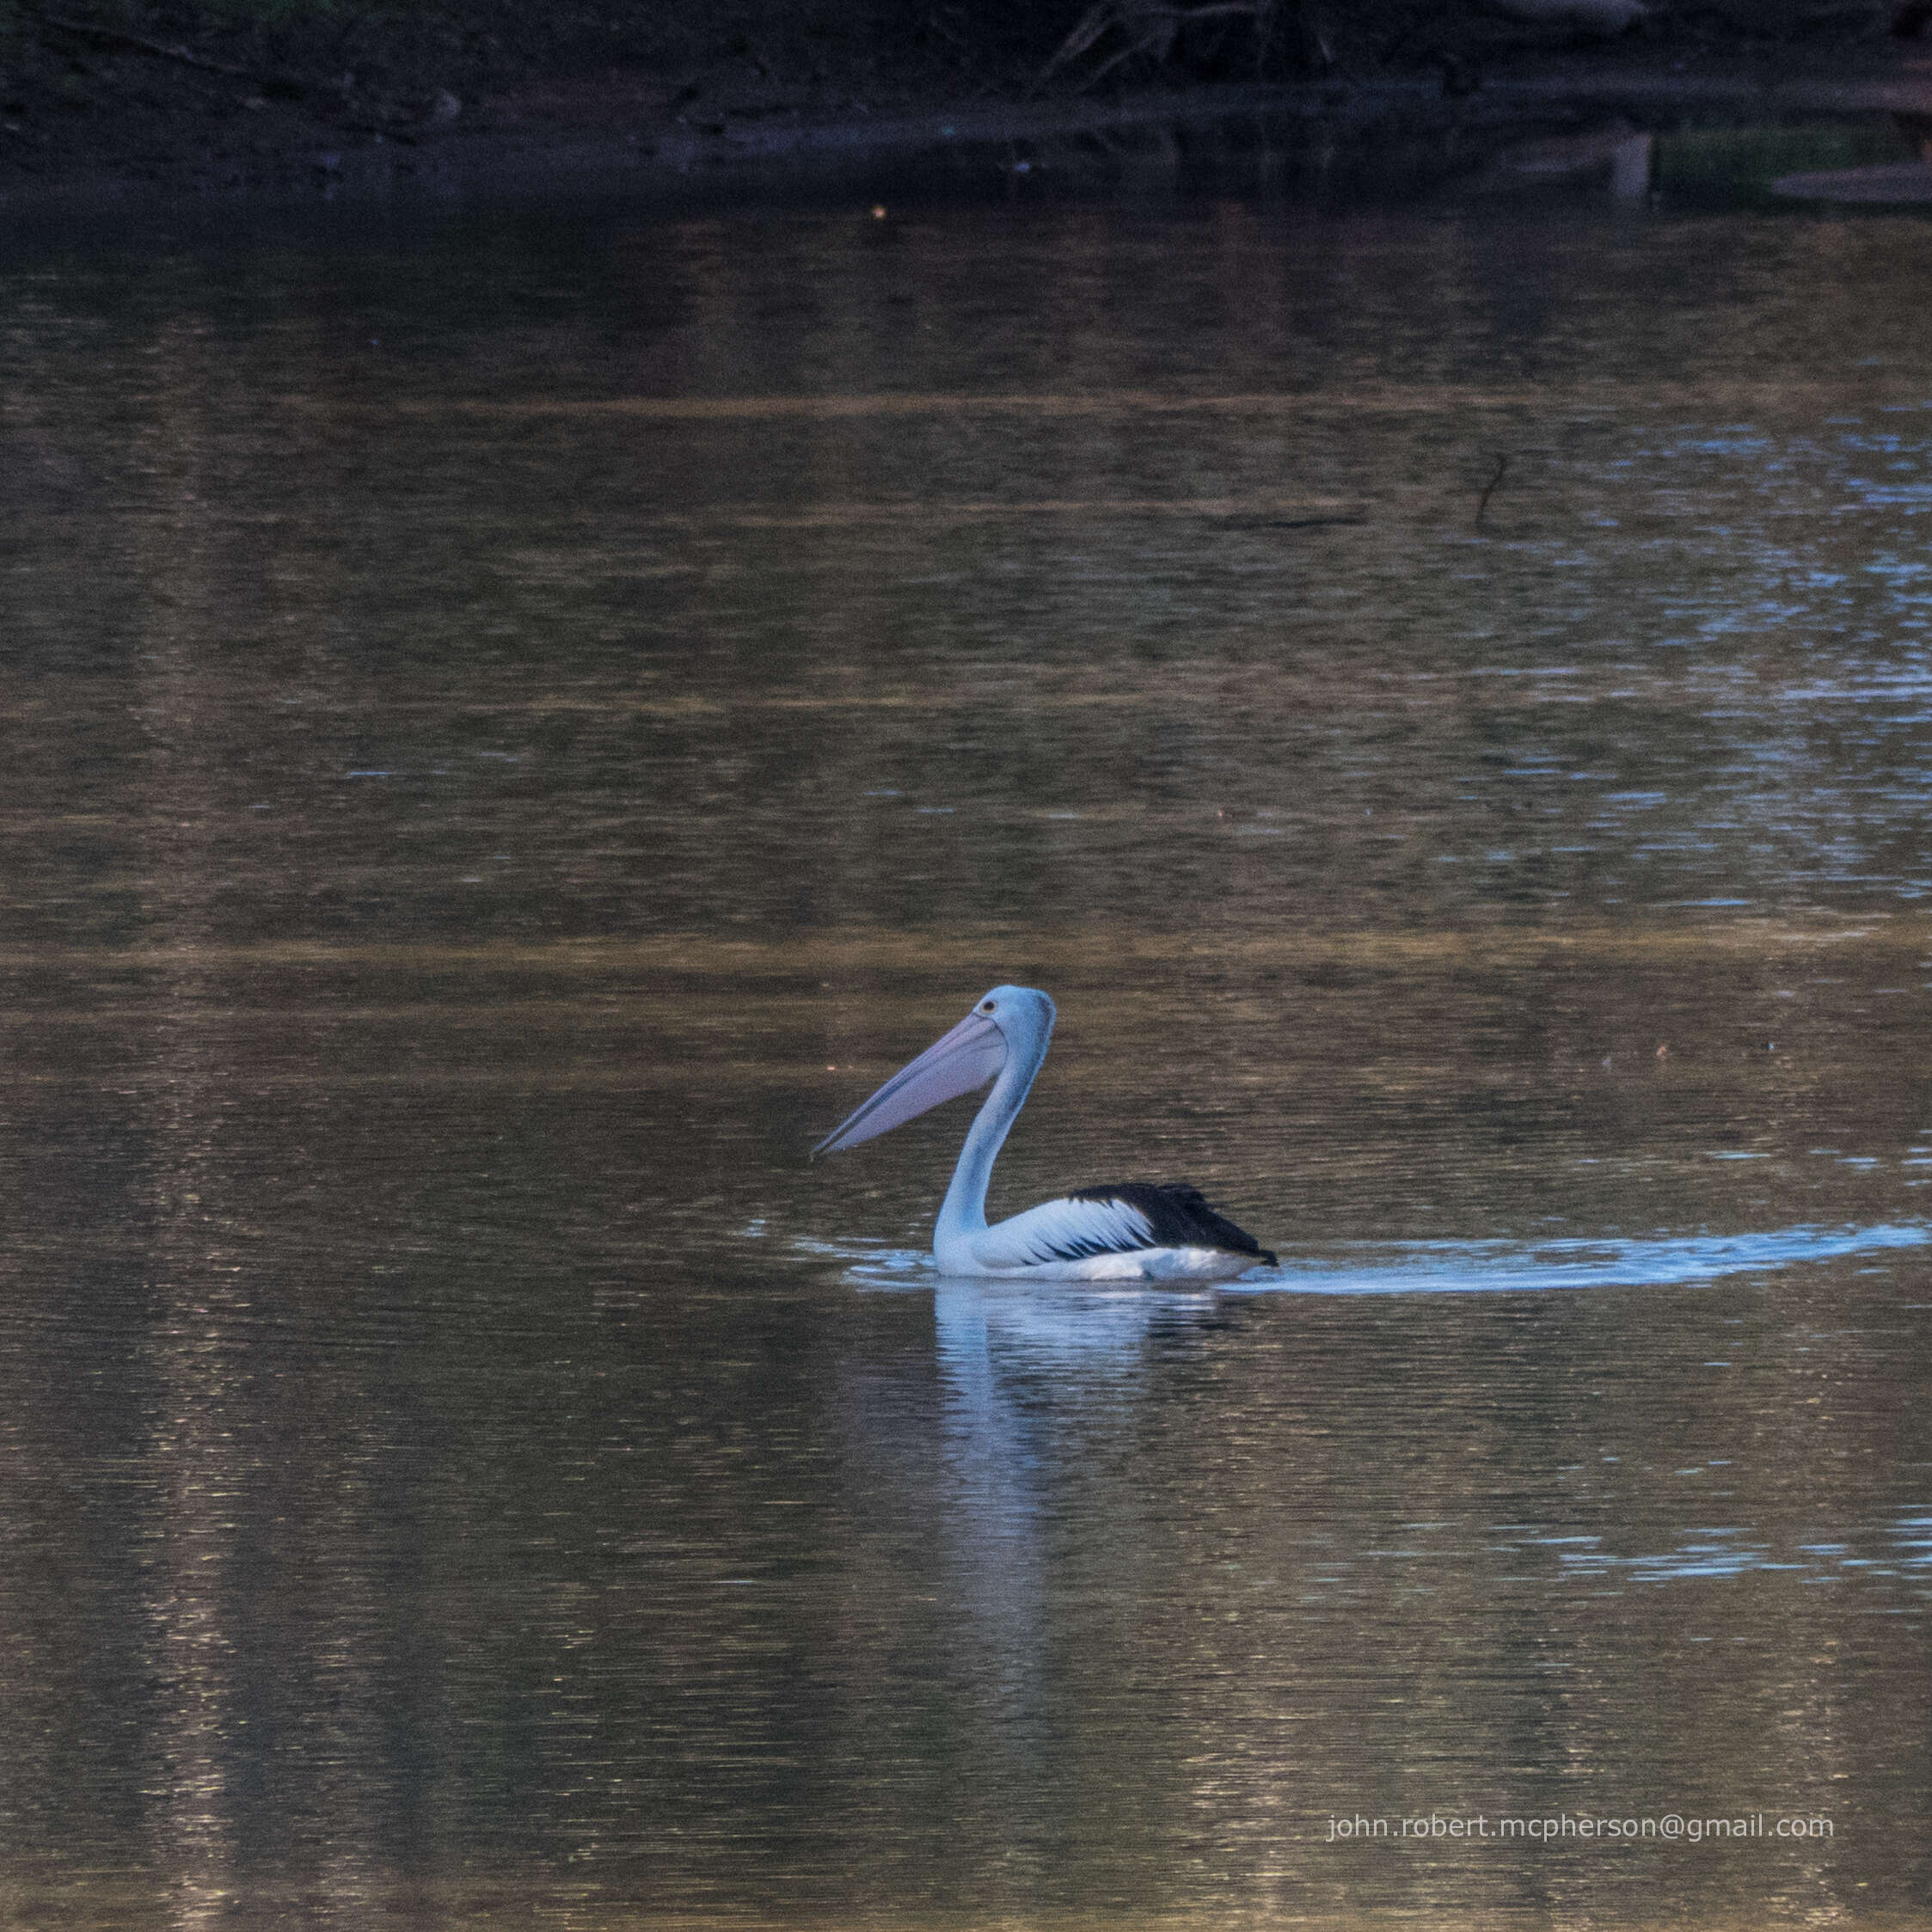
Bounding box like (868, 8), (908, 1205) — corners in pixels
(814, 984), (1276, 1281)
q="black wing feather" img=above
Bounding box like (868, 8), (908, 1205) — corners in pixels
(1066, 1182), (1276, 1265)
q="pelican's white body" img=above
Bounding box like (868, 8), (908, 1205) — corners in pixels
(939, 1202), (1261, 1281)
(817, 984), (1272, 1283)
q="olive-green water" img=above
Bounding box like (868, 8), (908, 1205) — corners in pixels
(3, 148), (1930, 1929)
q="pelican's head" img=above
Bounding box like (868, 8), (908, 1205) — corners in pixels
(813, 984), (1055, 1156)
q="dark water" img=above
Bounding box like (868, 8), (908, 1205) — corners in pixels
(3, 146), (1932, 1928)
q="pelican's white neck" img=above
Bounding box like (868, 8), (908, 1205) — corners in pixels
(934, 989), (1054, 1253)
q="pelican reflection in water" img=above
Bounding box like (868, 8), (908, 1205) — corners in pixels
(815, 984), (1275, 1281)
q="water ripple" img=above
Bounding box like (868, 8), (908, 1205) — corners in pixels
(820, 1222), (1927, 1294)
(1233, 1221), (1927, 1294)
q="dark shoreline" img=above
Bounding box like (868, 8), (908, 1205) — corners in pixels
(3, 20), (1931, 218)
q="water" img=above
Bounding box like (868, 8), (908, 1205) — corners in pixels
(3, 142), (1931, 1928)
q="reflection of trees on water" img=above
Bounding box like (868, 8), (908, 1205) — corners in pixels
(15, 208), (1932, 954)
(132, 312), (252, 1930)
(126, 318), (402, 1925)
(0, 313), (423, 1921)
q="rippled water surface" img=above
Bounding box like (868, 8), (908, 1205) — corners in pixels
(3, 154), (1932, 1928)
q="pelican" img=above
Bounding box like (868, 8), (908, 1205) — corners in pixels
(814, 984), (1276, 1281)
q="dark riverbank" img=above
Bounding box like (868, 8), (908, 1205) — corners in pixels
(1, 2), (1929, 209)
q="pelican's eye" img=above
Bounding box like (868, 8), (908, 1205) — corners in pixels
(980, 1000), (997, 1013)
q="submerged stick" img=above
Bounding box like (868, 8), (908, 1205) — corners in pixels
(29, 9), (349, 105)
(32, 10), (257, 78)
(1475, 452), (1510, 530)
